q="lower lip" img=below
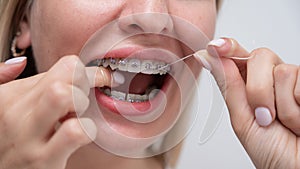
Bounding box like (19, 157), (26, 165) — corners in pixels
(95, 75), (171, 116)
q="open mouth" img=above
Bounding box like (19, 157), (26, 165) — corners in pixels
(88, 57), (171, 103)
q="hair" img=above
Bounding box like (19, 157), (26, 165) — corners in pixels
(218, 0), (223, 10)
(0, 0), (37, 77)
(0, 0), (33, 61)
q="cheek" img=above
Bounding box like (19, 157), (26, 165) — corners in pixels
(169, 3), (216, 73)
(170, 3), (217, 39)
(168, 3), (216, 83)
(30, 1), (123, 72)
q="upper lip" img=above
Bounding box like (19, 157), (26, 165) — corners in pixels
(87, 46), (181, 64)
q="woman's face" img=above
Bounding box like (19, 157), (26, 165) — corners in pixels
(22, 0), (217, 154)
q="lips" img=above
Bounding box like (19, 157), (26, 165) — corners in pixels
(95, 76), (171, 116)
(87, 46), (180, 116)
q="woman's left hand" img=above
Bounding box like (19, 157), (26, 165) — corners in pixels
(196, 38), (300, 169)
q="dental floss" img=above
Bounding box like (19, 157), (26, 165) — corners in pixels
(194, 50), (212, 71)
(164, 54), (194, 68)
(159, 50), (253, 70)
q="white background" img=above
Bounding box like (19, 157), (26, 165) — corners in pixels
(175, 0), (300, 168)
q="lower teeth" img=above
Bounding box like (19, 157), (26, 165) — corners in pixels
(101, 88), (160, 102)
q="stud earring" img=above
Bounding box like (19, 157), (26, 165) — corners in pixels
(11, 32), (26, 57)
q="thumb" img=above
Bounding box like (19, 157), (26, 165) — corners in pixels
(0, 57), (27, 84)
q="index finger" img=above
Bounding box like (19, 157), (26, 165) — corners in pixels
(207, 38), (250, 80)
(207, 38), (250, 58)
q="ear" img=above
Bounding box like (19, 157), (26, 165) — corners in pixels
(16, 20), (31, 50)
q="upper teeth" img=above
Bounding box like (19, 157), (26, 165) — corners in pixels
(88, 58), (171, 75)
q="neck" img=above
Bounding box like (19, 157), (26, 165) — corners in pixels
(66, 143), (164, 169)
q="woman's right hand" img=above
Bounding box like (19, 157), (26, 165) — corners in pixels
(0, 55), (111, 169)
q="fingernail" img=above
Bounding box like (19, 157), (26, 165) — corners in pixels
(112, 71), (125, 87)
(5, 56), (27, 65)
(255, 107), (272, 126)
(80, 118), (97, 141)
(194, 51), (212, 71)
(208, 39), (226, 47)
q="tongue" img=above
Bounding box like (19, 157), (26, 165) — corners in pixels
(129, 73), (155, 94)
(112, 71), (155, 94)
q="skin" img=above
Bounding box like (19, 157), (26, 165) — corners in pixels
(1, 0), (217, 169)
(28, 1), (216, 140)
(200, 39), (300, 168)
(0, 0), (299, 169)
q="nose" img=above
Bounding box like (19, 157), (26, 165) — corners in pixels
(118, 1), (174, 34)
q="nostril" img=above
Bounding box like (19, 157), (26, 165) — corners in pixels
(121, 23), (144, 34)
(118, 13), (174, 34)
(129, 24), (143, 32)
(160, 27), (169, 34)
(130, 24), (139, 29)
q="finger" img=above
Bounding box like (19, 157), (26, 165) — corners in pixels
(294, 66), (300, 105)
(0, 73), (45, 105)
(46, 118), (97, 162)
(5, 56), (87, 93)
(194, 50), (254, 137)
(274, 64), (300, 135)
(27, 82), (89, 138)
(0, 57), (27, 84)
(4, 55), (88, 100)
(207, 38), (250, 80)
(38, 55), (90, 96)
(86, 66), (124, 88)
(207, 38), (249, 58)
(246, 48), (283, 126)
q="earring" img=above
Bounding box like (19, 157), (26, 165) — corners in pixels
(11, 32), (26, 57)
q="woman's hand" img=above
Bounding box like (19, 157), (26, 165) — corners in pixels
(196, 38), (300, 169)
(0, 57), (27, 83)
(0, 55), (112, 169)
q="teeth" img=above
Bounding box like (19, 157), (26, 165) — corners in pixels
(118, 59), (129, 71)
(109, 58), (119, 70)
(153, 62), (165, 75)
(104, 88), (111, 96)
(128, 59), (141, 73)
(103, 59), (110, 68)
(141, 60), (155, 75)
(101, 88), (160, 103)
(111, 91), (126, 101)
(158, 64), (171, 75)
(149, 89), (160, 100)
(127, 94), (148, 103)
(90, 58), (170, 75)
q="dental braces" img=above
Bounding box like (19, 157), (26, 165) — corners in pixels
(88, 58), (171, 75)
(102, 87), (159, 103)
